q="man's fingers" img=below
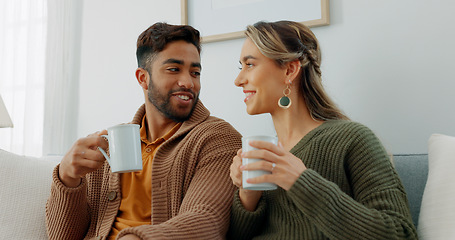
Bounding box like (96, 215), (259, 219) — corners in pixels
(80, 148), (106, 161)
(98, 129), (107, 136)
(77, 158), (106, 170)
(96, 136), (109, 151)
(79, 135), (108, 151)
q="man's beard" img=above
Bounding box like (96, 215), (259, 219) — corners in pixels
(147, 78), (199, 122)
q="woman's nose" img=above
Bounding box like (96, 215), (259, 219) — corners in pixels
(234, 71), (245, 87)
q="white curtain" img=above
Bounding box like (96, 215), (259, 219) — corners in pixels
(42, 0), (82, 156)
(0, 0), (82, 157)
(0, 0), (47, 157)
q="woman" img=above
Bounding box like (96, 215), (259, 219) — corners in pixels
(228, 21), (417, 240)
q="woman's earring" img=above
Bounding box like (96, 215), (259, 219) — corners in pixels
(278, 82), (292, 109)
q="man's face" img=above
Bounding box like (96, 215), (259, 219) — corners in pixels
(146, 40), (201, 122)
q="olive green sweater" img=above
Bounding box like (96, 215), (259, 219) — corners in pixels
(228, 120), (417, 240)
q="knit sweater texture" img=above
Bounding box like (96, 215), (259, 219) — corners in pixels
(46, 101), (242, 240)
(228, 120), (417, 240)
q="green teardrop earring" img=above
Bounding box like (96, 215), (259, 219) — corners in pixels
(278, 83), (292, 109)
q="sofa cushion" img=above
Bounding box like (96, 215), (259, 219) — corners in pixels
(0, 149), (59, 239)
(393, 153), (428, 227)
(418, 134), (455, 239)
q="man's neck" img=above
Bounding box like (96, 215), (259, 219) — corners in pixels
(144, 102), (180, 142)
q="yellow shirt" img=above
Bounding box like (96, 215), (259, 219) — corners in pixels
(108, 117), (181, 239)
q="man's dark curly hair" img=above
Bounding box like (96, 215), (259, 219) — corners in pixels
(136, 22), (201, 70)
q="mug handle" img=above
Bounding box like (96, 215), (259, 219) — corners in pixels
(98, 135), (111, 164)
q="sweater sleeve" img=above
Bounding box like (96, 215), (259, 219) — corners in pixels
(226, 189), (267, 240)
(45, 164), (91, 240)
(286, 125), (417, 240)
(117, 122), (242, 240)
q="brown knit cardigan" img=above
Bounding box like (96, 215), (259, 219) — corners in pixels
(46, 101), (242, 240)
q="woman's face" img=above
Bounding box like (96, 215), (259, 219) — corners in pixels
(235, 38), (287, 115)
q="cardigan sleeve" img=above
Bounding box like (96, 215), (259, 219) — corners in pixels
(286, 125), (417, 240)
(117, 121), (242, 240)
(45, 164), (91, 240)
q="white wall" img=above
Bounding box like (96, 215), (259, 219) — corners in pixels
(78, 0), (181, 136)
(78, 0), (455, 154)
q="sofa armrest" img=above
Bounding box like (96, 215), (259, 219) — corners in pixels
(0, 149), (60, 239)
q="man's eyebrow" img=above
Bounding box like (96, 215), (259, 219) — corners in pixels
(191, 62), (202, 70)
(162, 58), (183, 65)
(162, 58), (201, 70)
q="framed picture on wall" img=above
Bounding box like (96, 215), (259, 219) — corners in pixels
(181, 0), (329, 43)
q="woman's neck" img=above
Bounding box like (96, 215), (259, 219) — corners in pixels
(271, 99), (322, 151)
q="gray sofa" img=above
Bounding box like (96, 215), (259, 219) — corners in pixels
(393, 154), (428, 228)
(0, 149), (429, 239)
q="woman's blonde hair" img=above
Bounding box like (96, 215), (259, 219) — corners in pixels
(245, 21), (349, 121)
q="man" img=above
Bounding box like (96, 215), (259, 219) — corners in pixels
(46, 23), (242, 240)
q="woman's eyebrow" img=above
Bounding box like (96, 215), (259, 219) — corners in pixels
(240, 55), (256, 63)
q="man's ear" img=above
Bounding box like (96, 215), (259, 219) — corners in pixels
(136, 68), (149, 90)
(285, 60), (301, 82)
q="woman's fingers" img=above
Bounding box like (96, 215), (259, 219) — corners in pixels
(247, 140), (285, 155)
(240, 159), (274, 172)
(230, 151), (244, 187)
(241, 149), (307, 190)
(241, 148), (281, 165)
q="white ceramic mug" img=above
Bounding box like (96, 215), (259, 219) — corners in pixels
(242, 135), (278, 191)
(98, 124), (142, 173)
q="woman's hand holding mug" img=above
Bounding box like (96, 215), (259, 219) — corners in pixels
(240, 140), (307, 191)
(230, 136), (308, 211)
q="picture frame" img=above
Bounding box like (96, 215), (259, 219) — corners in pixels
(181, 0), (330, 43)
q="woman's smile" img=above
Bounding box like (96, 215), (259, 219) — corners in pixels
(243, 90), (256, 103)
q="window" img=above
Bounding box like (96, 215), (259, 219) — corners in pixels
(0, 0), (47, 156)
